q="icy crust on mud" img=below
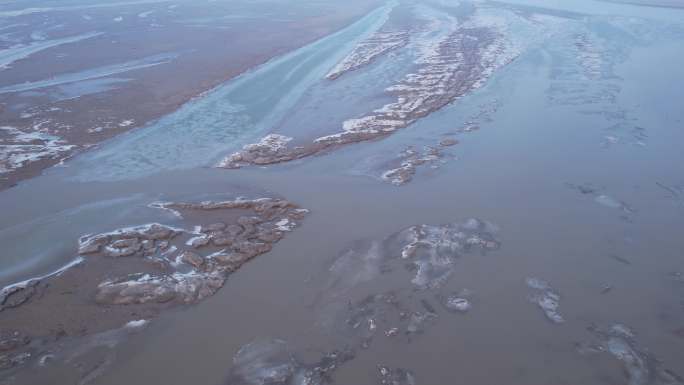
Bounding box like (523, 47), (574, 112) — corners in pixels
(381, 139), (456, 186)
(326, 218), (500, 295)
(321, 219), (499, 349)
(526, 277), (564, 323)
(394, 220), (500, 289)
(216, 134), (294, 168)
(381, 146), (442, 186)
(0, 126), (75, 176)
(325, 30), (409, 80)
(578, 324), (684, 385)
(226, 339), (354, 385)
(78, 198), (308, 305)
(217, 6), (521, 170)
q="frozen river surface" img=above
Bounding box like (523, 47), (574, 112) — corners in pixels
(0, 0), (683, 384)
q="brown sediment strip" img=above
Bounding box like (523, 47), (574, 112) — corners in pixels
(219, 24), (517, 170)
(0, 197), (307, 375)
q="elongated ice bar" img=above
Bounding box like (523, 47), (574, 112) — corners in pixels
(0, 32), (102, 70)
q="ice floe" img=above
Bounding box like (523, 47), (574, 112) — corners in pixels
(226, 339), (354, 385)
(396, 221), (500, 289)
(217, 134), (294, 169)
(526, 277), (564, 323)
(378, 366), (416, 385)
(382, 146), (443, 186)
(579, 324), (684, 385)
(440, 289), (473, 313)
(325, 219), (499, 295)
(566, 183), (635, 215)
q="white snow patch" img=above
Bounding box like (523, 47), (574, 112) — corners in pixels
(125, 319), (149, 328)
(275, 218), (294, 231)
